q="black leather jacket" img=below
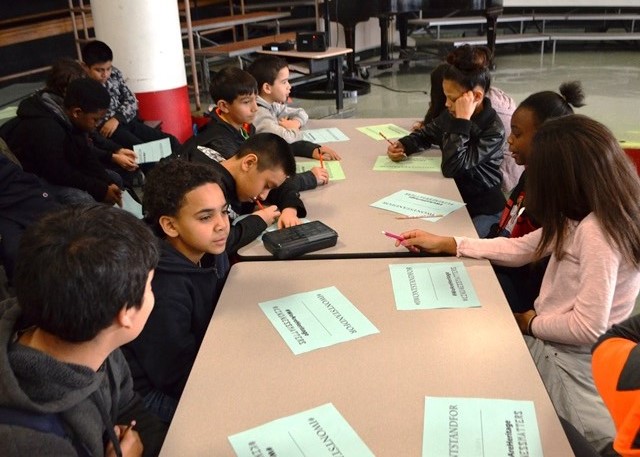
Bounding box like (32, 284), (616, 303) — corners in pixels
(399, 98), (505, 216)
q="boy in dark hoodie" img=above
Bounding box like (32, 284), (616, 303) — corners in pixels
(2, 76), (123, 206)
(0, 204), (165, 457)
(122, 159), (231, 423)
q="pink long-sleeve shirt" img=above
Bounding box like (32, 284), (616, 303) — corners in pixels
(456, 213), (640, 346)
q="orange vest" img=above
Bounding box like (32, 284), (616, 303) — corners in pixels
(593, 337), (640, 456)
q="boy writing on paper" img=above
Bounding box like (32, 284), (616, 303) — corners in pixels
(179, 66), (327, 190)
(192, 133), (303, 255)
(0, 204), (166, 457)
(123, 159), (230, 423)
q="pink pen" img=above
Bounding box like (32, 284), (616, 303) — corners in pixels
(381, 231), (420, 253)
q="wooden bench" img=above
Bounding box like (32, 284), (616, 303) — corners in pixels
(238, 1), (317, 11)
(408, 14), (534, 38)
(433, 33), (550, 64)
(0, 15), (93, 48)
(532, 13), (640, 33)
(181, 11), (290, 48)
(549, 32), (640, 63)
(194, 32), (296, 89)
(0, 11), (94, 83)
(248, 17), (317, 32)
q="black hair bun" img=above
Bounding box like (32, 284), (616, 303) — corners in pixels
(446, 45), (492, 72)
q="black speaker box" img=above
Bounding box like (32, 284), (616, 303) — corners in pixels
(296, 31), (327, 52)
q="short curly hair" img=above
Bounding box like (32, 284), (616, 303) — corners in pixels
(142, 159), (224, 237)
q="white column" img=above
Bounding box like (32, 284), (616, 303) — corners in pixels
(90, 0), (192, 142)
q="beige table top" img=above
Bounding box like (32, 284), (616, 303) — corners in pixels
(238, 118), (479, 260)
(160, 257), (573, 456)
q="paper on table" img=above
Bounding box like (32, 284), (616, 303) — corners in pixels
(423, 397), (543, 457)
(120, 191), (143, 219)
(373, 155), (441, 172)
(229, 403), (375, 457)
(302, 127), (349, 143)
(356, 123), (410, 140)
(389, 262), (480, 309)
(259, 286), (379, 355)
(371, 189), (465, 220)
(296, 160), (346, 180)
(0, 106), (17, 121)
(133, 137), (172, 163)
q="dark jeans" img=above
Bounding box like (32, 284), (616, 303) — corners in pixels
(110, 119), (181, 153)
(0, 218), (22, 285)
(40, 170), (123, 205)
(472, 211), (502, 238)
(143, 389), (178, 424)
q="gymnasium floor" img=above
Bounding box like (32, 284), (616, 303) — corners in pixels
(291, 47), (640, 144)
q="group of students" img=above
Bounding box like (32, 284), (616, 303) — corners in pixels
(1, 41), (640, 456)
(0, 41), (344, 456)
(386, 45), (640, 456)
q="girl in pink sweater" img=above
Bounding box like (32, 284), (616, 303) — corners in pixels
(394, 114), (640, 453)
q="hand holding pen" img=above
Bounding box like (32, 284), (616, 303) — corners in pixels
(254, 199), (281, 225)
(105, 420), (142, 457)
(381, 132), (408, 162)
(382, 231), (420, 253)
(391, 229), (457, 255)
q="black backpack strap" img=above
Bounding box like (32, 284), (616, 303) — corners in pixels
(0, 406), (66, 437)
(0, 406), (92, 457)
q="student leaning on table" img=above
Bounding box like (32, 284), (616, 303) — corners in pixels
(387, 45), (505, 238)
(393, 114), (640, 454)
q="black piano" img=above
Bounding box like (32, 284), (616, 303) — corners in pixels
(327, 0), (503, 75)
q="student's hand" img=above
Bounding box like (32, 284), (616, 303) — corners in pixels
(278, 208), (300, 229)
(278, 117), (301, 130)
(387, 141), (407, 162)
(311, 166), (329, 186)
(112, 148), (139, 171)
(105, 423), (143, 457)
(396, 229), (457, 255)
(104, 184), (123, 207)
(454, 91), (480, 120)
(101, 118), (120, 138)
(514, 310), (537, 336)
(256, 205), (281, 226)
(411, 120), (424, 132)
(314, 145), (341, 161)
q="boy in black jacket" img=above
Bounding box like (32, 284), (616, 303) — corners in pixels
(0, 204), (165, 457)
(3, 77), (123, 206)
(0, 150), (59, 285)
(122, 159), (231, 423)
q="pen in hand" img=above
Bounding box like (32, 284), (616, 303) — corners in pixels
(381, 131), (407, 160)
(254, 198), (265, 210)
(379, 131), (394, 146)
(381, 231), (419, 253)
(119, 420), (136, 440)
